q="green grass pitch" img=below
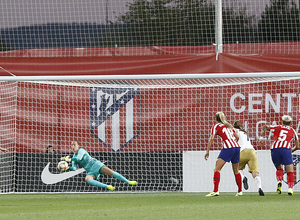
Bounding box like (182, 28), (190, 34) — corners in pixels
(1, 192), (300, 220)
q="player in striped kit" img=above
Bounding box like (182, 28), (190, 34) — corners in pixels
(260, 115), (299, 196)
(205, 112), (242, 197)
(233, 121), (264, 196)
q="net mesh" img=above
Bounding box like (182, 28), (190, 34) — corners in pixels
(0, 0), (299, 56)
(1, 77), (300, 193)
(0, 0), (300, 193)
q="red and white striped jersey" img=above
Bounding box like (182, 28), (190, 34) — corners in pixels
(269, 125), (299, 150)
(211, 123), (240, 149)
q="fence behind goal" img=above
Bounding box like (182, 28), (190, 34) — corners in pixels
(1, 76), (300, 193)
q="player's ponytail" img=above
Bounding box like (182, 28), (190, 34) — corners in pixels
(233, 121), (247, 133)
(215, 112), (232, 129)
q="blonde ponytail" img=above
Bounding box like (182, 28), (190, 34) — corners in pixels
(215, 112), (232, 129)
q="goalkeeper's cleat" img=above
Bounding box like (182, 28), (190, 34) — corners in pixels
(258, 188), (265, 196)
(243, 176), (249, 190)
(107, 185), (115, 191)
(205, 191), (219, 197)
(277, 181), (282, 194)
(235, 192), (243, 197)
(128, 181), (137, 186)
(288, 188), (293, 196)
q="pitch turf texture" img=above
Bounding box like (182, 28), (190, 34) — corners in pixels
(1, 193), (299, 220)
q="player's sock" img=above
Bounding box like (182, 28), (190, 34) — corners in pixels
(87, 179), (108, 188)
(254, 176), (262, 189)
(239, 170), (244, 180)
(213, 171), (220, 192)
(235, 173), (242, 192)
(276, 169), (283, 181)
(287, 172), (294, 189)
(112, 171), (129, 183)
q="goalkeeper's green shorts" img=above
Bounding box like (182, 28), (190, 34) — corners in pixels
(87, 160), (106, 180)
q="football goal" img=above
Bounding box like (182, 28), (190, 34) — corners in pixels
(1, 73), (300, 193)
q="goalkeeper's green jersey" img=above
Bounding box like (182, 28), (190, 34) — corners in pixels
(71, 148), (98, 173)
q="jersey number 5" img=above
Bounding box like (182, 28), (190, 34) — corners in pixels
(278, 130), (288, 141)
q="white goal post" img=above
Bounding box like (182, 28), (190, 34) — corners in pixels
(0, 72), (300, 81)
(1, 73), (300, 193)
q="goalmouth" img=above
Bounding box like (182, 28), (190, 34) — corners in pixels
(1, 73), (300, 193)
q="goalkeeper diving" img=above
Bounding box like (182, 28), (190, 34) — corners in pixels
(61, 140), (137, 191)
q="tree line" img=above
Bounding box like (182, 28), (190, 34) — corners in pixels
(98, 0), (300, 47)
(0, 0), (299, 51)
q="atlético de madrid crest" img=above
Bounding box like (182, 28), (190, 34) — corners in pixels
(90, 84), (141, 151)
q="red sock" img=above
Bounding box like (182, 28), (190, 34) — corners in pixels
(235, 173), (242, 192)
(276, 169), (283, 181)
(287, 172), (294, 189)
(213, 171), (220, 192)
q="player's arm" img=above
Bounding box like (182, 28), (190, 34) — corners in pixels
(260, 125), (270, 137)
(258, 124), (270, 145)
(205, 134), (215, 160)
(233, 128), (239, 142)
(71, 149), (85, 162)
(69, 149), (85, 170)
(0, 147), (8, 153)
(292, 139), (299, 152)
(68, 156), (79, 171)
(292, 132), (299, 153)
(68, 160), (77, 171)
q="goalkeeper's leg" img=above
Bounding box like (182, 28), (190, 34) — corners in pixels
(86, 175), (115, 191)
(101, 167), (137, 185)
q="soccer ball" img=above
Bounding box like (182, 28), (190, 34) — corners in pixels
(57, 161), (69, 172)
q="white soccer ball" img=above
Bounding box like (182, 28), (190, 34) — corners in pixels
(57, 161), (69, 172)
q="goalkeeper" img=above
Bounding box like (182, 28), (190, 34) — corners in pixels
(61, 140), (137, 191)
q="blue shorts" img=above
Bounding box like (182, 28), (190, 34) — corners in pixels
(271, 148), (293, 166)
(87, 160), (106, 180)
(218, 147), (240, 163)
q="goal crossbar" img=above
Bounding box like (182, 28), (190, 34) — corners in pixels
(1, 71), (300, 81)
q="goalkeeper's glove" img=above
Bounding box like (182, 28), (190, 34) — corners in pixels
(61, 156), (71, 162)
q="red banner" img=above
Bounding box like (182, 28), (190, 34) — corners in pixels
(1, 44), (300, 77)
(15, 78), (300, 153)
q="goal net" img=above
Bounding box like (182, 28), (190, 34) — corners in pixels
(1, 75), (300, 193)
(0, 0), (299, 56)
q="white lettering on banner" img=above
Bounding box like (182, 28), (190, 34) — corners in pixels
(249, 93), (263, 113)
(230, 93), (298, 113)
(282, 93), (297, 112)
(230, 93), (245, 113)
(265, 94), (280, 113)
